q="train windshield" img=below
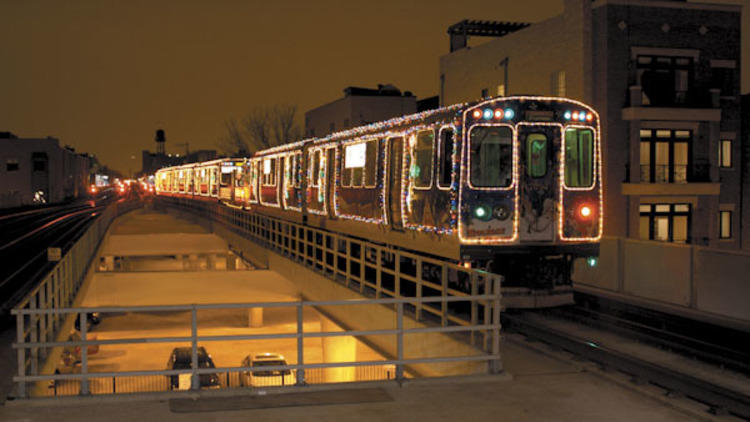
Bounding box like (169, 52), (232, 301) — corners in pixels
(564, 128), (594, 187)
(470, 126), (513, 188)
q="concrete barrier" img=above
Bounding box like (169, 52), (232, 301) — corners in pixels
(574, 236), (750, 325)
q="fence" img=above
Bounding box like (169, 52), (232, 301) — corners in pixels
(11, 199), (141, 395)
(157, 196), (502, 331)
(13, 294), (500, 398)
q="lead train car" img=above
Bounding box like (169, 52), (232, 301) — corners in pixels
(157, 96), (602, 300)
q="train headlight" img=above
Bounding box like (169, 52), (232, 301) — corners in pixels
(473, 205), (491, 220)
(493, 205), (510, 221)
(564, 111), (572, 120)
(579, 205), (592, 218)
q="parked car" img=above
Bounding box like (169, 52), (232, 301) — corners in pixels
(240, 353), (294, 387)
(166, 347), (220, 390)
(74, 312), (101, 332)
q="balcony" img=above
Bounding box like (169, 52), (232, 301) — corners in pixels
(622, 86), (722, 122)
(622, 163), (720, 196)
(639, 163), (711, 184)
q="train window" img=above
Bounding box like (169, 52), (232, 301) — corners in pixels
(526, 133), (548, 178)
(470, 126), (512, 188)
(414, 130), (434, 188)
(262, 158), (276, 186)
(343, 143), (366, 187)
(295, 152), (303, 187)
(437, 128), (454, 189)
(311, 150), (322, 187)
(564, 128), (594, 187)
(364, 140), (378, 188)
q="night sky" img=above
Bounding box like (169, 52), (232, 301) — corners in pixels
(1, 0), (747, 176)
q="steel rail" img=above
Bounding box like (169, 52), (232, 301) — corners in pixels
(549, 306), (750, 374)
(503, 313), (750, 419)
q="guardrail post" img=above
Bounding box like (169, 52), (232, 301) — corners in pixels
(30, 295), (38, 376)
(489, 276), (503, 374)
(296, 301), (306, 386)
(39, 286), (47, 360)
(191, 305), (199, 390)
(441, 265), (448, 327)
(415, 259), (422, 321)
(16, 312), (26, 398)
(80, 312), (90, 395)
(396, 302), (404, 382)
(375, 249), (382, 297)
(470, 272), (478, 346)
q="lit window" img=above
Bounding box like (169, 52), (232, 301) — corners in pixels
(719, 139), (732, 168)
(719, 210), (732, 239)
(413, 130), (434, 188)
(470, 126), (512, 188)
(639, 203), (691, 243)
(526, 133), (548, 178)
(564, 128), (594, 187)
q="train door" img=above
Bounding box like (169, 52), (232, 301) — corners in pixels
(518, 124), (560, 241)
(387, 137), (404, 230)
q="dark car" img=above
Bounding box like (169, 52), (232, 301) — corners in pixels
(166, 347), (220, 390)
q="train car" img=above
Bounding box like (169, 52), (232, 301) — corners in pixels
(155, 158), (246, 202)
(157, 96), (602, 306)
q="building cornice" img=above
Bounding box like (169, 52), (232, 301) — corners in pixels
(593, 0), (741, 13)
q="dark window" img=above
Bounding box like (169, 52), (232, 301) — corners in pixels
(637, 55), (692, 106)
(437, 129), (454, 189)
(639, 203), (690, 243)
(526, 133), (547, 178)
(364, 140), (378, 187)
(564, 128), (594, 187)
(481, 88), (488, 98)
(413, 130), (434, 188)
(33, 160), (46, 172)
(470, 126), (513, 187)
(712, 67), (735, 97)
(6, 160), (19, 172)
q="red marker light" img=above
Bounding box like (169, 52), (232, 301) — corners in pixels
(586, 113), (593, 121)
(494, 109), (503, 119)
(579, 205), (592, 218)
(472, 110), (482, 119)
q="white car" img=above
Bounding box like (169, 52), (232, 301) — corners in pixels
(240, 353), (294, 387)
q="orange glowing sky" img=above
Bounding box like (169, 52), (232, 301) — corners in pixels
(1, 0), (747, 175)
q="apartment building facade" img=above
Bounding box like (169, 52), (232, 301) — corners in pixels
(440, 0), (743, 250)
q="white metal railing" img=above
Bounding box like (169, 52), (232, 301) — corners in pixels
(12, 292), (501, 398)
(11, 199), (142, 393)
(158, 196), (502, 330)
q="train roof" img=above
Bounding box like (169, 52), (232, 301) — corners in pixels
(253, 95), (596, 158)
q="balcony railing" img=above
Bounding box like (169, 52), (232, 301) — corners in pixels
(639, 164), (711, 183)
(628, 86), (720, 108)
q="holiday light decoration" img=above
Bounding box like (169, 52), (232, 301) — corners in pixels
(154, 95), (602, 251)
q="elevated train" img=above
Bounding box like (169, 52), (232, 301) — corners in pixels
(156, 96), (602, 306)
